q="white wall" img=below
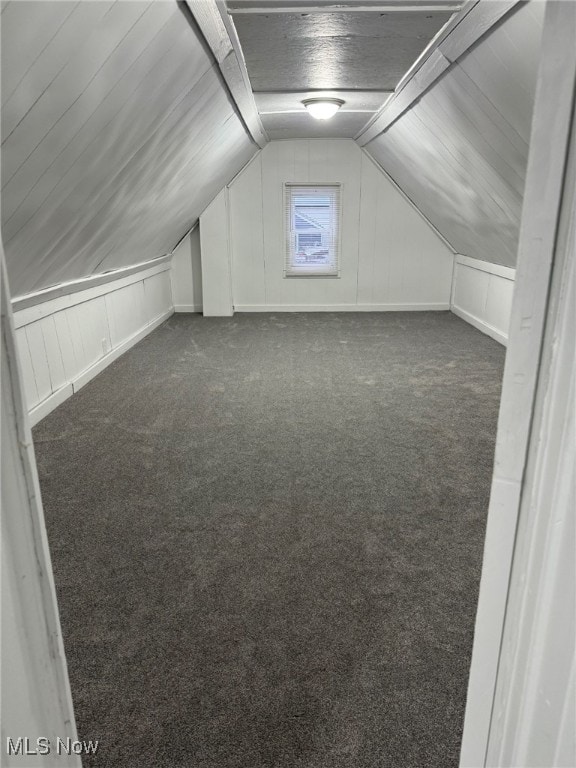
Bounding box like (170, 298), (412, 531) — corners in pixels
(13, 262), (173, 425)
(451, 255), (516, 345)
(200, 189), (234, 316)
(461, 1), (576, 762)
(2, 253), (80, 767)
(202, 139), (454, 313)
(170, 227), (203, 313)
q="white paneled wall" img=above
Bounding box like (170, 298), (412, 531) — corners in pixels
(200, 189), (233, 316)
(203, 139), (454, 313)
(451, 255), (516, 345)
(357, 152), (454, 307)
(171, 227), (203, 312)
(13, 263), (173, 425)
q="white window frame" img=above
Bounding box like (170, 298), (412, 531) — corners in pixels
(283, 183), (342, 278)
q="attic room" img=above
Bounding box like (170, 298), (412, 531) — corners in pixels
(1, 1), (574, 767)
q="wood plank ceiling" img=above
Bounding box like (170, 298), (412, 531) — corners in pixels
(363, 1), (545, 266)
(227, 0), (460, 139)
(1, 0), (257, 295)
(0, 0), (546, 295)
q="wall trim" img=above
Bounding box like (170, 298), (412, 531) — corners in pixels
(456, 254), (516, 280)
(225, 143), (263, 188)
(170, 220), (199, 255)
(449, 251), (458, 306)
(11, 256), (171, 314)
(13, 261), (171, 327)
(174, 304), (203, 313)
(235, 303), (450, 312)
(451, 305), (508, 346)
(28, 308), (173, 427)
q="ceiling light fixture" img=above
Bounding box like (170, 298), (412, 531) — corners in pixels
(302, 98), (344, 120)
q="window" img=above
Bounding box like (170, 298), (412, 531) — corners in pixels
(284, 183), (341, 277)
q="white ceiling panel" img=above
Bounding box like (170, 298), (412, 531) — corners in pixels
(1, 0), (79, 105)
(1, 1), (257, 295)
(231, 10), (455, 91)
(364, 1), (544, 267)
(227, 1), (461, 10)
(256, 89), (392, 137)
(261, 111), (375, 139)
(3, 4), (187, 231)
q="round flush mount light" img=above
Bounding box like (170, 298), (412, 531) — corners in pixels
(302, 98), (344, 120)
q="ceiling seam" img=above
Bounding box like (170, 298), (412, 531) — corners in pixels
(360, 147), (457, 254)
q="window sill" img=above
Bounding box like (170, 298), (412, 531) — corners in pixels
(283, 273), (341, 279)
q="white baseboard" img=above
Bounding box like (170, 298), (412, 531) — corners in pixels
(72, 309), (173, 392)
(28, 309), (173, 426)
(174, 304), (202, 313)
(28, 384), (74, 426)
(451, 306), (508, 346)
(234, 303), (450, 312)
(16, 266), (174, 424)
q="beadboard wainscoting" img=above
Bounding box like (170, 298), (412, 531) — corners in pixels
(13, 261), (173, 425)
(451, 255), (516, 345)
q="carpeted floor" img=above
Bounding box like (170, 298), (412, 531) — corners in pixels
(33, 312), (505, 768)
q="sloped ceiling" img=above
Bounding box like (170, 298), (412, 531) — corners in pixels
(1, 0), (546, 295)
(363, 1), (545, 267)
(226, 0), (544, 267)
(1, 0), (257, 296)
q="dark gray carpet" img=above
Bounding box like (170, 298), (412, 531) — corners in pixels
(33, 312), (505, 768)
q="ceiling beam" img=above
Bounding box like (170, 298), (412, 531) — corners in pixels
(392, 0), (478, 94)
(355, 0), (523, 145)
(227, 4), (462, 14)
(189, 0), (233, 63)
(185, 0), (268, 148)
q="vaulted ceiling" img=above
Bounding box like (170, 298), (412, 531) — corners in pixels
(1, 0), (545, 297)
(221, 0), (544, 266)
(1, 0), (257, 296)
(362, 0), (545, 266)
